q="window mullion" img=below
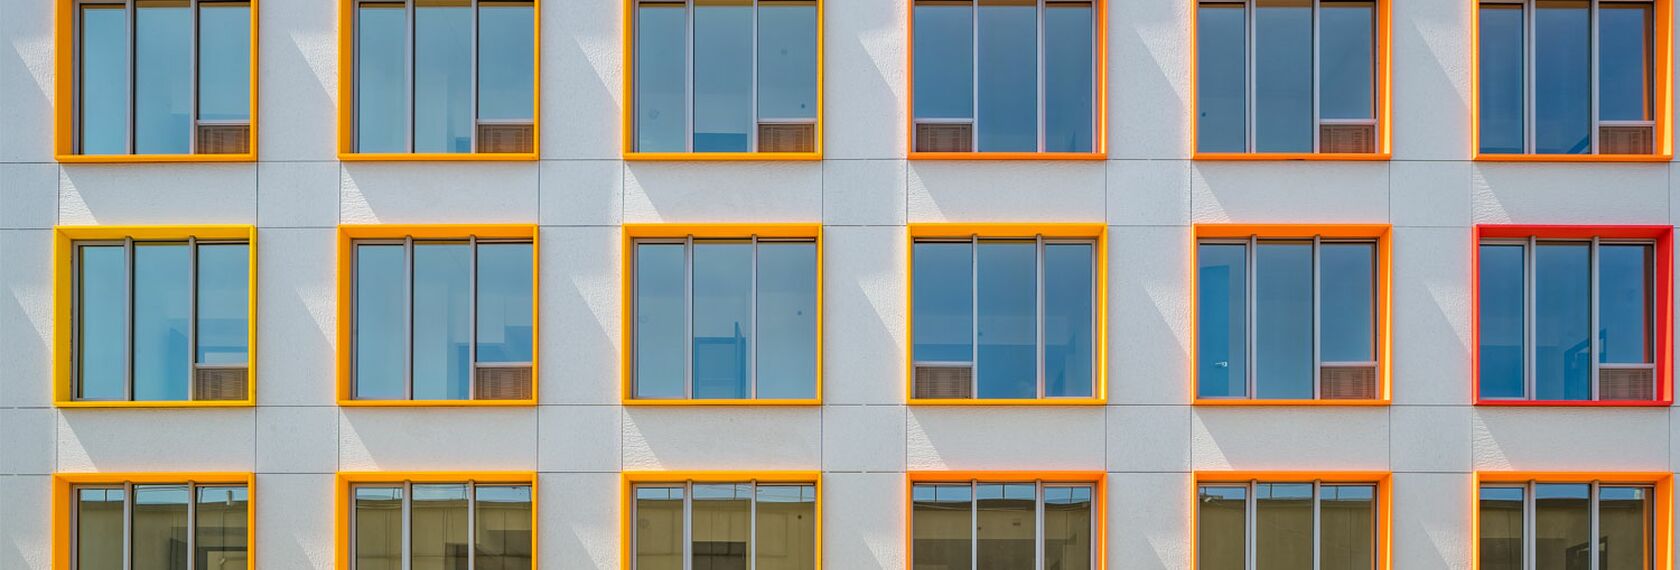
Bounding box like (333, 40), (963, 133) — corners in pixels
(469, 235), (479, 400)
(1245, 0), (1256, 152)
(186, 482), (198, 570)
(1312, 235), (1321, 398)
(1037, 235), (1046, 398)
(970, 481), (979, 570)
(685, 0), (696, 152)
(405, 237), (415, 400)
(125, 237), (136, 402)
(972, 1), (981, 150)
(470, 0), (481, 152)
(750, 236), (759, 399)
(188, 0), (199, 154)
(401, 481), (413, 570)
(127, 0), (137, 154)
(1589, 481), (1602, 570)
(751, 0), (760, 151)
(1311, 0), (1321, 152)
(123, 482), (135, 570)
(1037, 0), (1047, 152)
(188, 237), (199, 401)
(1035, 482), (1046, 570)
(467, 481), (478, 570)
(749, 481), (759, 570)
(1524, 482), (1536, 570)
(971, 237), (980, 398)
(685, 236), (695, 399)
(684, 482), (695, 570)
(1245, 481), (1257, 570)
(1525, 238), (1537, 399)
(1591, 237), (1601, 400)
(406, 0), (416, 153)
(1311, 480), (1322, 570)
(1589, 0), (1600, 153)
(1247, 236), (1258, 399)
(1524, 0), (1536, 153)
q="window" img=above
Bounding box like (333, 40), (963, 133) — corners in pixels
(629, 0), (822, 156)
(627, 226), (820, 403)
(909, 477), (1100, 570)
(1477, 0), (1671, 157)
(1195, 227), (1388, 403)
(1196, 478), (1384, 570)
(1475, 226), (1672, 404)
(344, 0), (537, 156)
(1477, 477), (1668, 570)
(56, 227), (255, 406)
(61, 0), (256, 158)
(1194, 0), (1386, 155)
(629, 477), (819, 569)
(910, 0), (1103, 155)
(341, 226), (537, 404)
(57, 475), (251, 570)
(345, 476), (534, 570)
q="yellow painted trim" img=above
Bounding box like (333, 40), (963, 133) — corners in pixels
(903, 223), (1109, 405)
(335, 472), (539, 570)
(620, 471), (824, 570)
(335, 224), (540, 406)
(52, 225), (259, 408)
(53, 473), (256, 570)
(620, 223), (824, 405)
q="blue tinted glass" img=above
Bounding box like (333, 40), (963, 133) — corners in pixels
(355, 244), (407, 399)
(757, 1), (818, 120)
(476, 243), (533, 363)
(135, 2), (192, 154)
(81, 6), (129, 154)
(1197, 243), (1248, 398)
(1479, 5), (1525, 154)
(1197, 4), (1247, 152)
(196, 244), (249, 365)
(977, 0), (1038, 152)
(1320, 243), (1375, 362)
(1599, 3), (1653, 122)
(976, 241), (1036, 399)
(913, 242), (975, 363)
(133, 244), (191, 401)
(1478, 244), (1526, 398)
(756, 242), (817, 399)
(1044, 2), (1093, 152)
(695, 0), (754, 152)
(78, 246), (127, 400)
(415, 0), (473, 153)
(198, 2), (251, 123)
(637, 3), (688, 152)
(1044, 243), (1093, 398)
(1535, 243), (1590, 400)
(1320, 1), (1374, 120)
(914, 1), (975, 120)
(1599, 244), (1651, 364)
(635, 243), (688, 398)
(1255, 0), (1312, 152)
(1255, 242), (1312, 399)
(479, 2), (535, 121)
(412, 243), (471, 400)
(358, 4), (409, 153)
(692, 242), (752, 399)
(1535, 1), (1590, 154)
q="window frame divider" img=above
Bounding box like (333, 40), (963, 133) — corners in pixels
(404, 236), (415, 400)
(1589, 480), (1602, 570)
(1525, 236), (1538, 399)
(1036, 0), (1048, 152)
(187, 236), (199, 401)
(1311, 0), (1322, 152)
(469, 235), (480, 400)
(1245, 235), (1258, 398)
(122, 482), (134, 570)
(124, 237), (136, 402)
(750, 235), (760, 398)
(971, 0), (981, 151)
(685, 235), (695, 399)
(1311, 480), (1322, 570)
(1591, 236), (1602, 399)
(1036, 235), (1047, 398)
(1312, 235), (1322, 398)
(1034, 482), (1047, 570)
(185, 481), (198, 570)
(1590, 0), (1602, 154)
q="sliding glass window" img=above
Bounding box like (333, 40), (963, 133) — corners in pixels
(1196, 481), (1379, 570)
(631, 480), (818, 569)
(350, 481), (533, 570)
(71, 481), (249, 570)
(1477, 481), (1654, 570)
(911, 480), (1096, 569)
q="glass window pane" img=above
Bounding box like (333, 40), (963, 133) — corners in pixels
(1255, 483), (1313, 570)
(357, 3), (409, 153)
(1320, 1), (1375, 120)
(1479, 244), (1527, 398)
(1255, 0), (1313, 152)
(976, 483), (1035, 570)
(1599, 486), (1652, 570)
(1198, 243), (1249, 398)
(198, 2), (252, 123)
(1255, 242), (1313, 399)
(1320, 243), (1376, 363)
(413, 243), (472, 400)
(133, 244), (191, 401)
(913, 484), (974, 569)
(1045, 2), (1094, 153)
(635, 243), (688, 398)
(1043, 486), (1093, 570)
(1479, 4), (1526, 154)
(1320, 485), (1376, 570)
(80, 5), (129, 155)
(354, 487), (405, 570)
(478, 1), (536, 121)
(1535, 483), (1590, 570)
(1535, 243), (1591, 400)
(1045, 243), (1094, 398)
(756, 242), (818, 400)
(411, 484), (470, 570)
(132, 484), (189, 570)
(755, 485), (817, 570)
(475, 485), (533, 570)
(635, 486), (687, 570)
(977, 241), (1037, 399)
(476, 243), (534, 364)
(135, 1), (192, 155)
(977, 0), (1038, 152)
(78, 245), (127, 400)
(914, 0), (975, 120)
(77, 488), (126, 570)
(197, 244), (250, 365)
(195, 486), (249, 570)
(693, 242), (753, 399)
(415, 0), (474, 153)
(913, 242), (975, 364)
(694, 0), (754, 152)
(1535, 0), (1591, 154)
(637, 2), (689, 152)
(1197, 3), (1247, 152)
(758, 1), (819, 121)
(1197, 486), (1248, 570)
(1599, 3), (1653, 122)
(355, 244), (408, 399)
(1599, 244), (1652, 364)
(693, 483), (752, 568)
(1479, 486), (1526, 570)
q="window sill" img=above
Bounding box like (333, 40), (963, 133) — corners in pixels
(338, 152), (539, 162)
(623, 151), (823, 161)
(907, 397), (1107, 406)
(55, 399), (255, 409)
(1472, 153), (1674, 163)
(1193, 398), (1391, 407)
(337, 398), (537, 408)
(908, 151), (1106, 161)
(1192, 152), (1391, 161)
(56, 153), (257, 164)
(1475, 399), (1674, 407)
(623, 398), (823, 407)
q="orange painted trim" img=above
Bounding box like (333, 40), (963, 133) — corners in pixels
(904, 0), (1108, 159)
(1470, 472), (1674, 570)
(335, 472), (539, 570)
(1189, 471), (1393, 570)
(620, 471), (824, 570)
(1189, 224), (1394, 405)
(903, 223), (1109, 405)
(335, 224), (541, 406)
(903, 471), (1108, 569)
(52, 472), (256, 570)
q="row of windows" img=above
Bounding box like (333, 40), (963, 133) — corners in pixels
(54, 0), (1674, 161)
(53, 473), (1672, 570)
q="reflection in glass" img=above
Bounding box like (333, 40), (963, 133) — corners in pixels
(1045, 2), (1095, 152)
(1598, 486), (1652, 570)
(1197, 3), (1247, 152)
(1534, 0), (1591, 154)
(977, 241), (1037, 398)
(1599, 3), (1653, 122)
(133, 244), (191, 401)
(1479, 244), (1527, 398)
(415, 0), (474, 153)
(756, 485), (817, 570)
(199, 2), (252, 123)
(976, 483), (1035, 570)
(757, 242), (819, 399)
(81, 5), (129, 155)
(1479, 486), (1526, 570)
(758, 1), (819, 121)
(637, 3), (688, 152)
(1197, 486), (1247, 570)
(79, 246), (128, 400)
(1320, 243), (1376, 363)
(196, 486), (249, 570)
(692, 242), (753, 399)
(412, 243), (472, 401)
(411, 484), (469, 570)
(635, 243), (687, 398)
(476, 243), (535, 364)
(355, 487), (405, 570)
(135, 1), (192, 154)
(913, 484), (973, 569)
(1479, 4), (1526, 154)
(479, 1), (536, 122)
(914, 1), (975, 120)
(355, 245), (408, 399)
(693, 484), (752, 568)
(475, 485), (533, 570)
(1197, 243), (1248, 398)
(913, 242), (975, 364)
(197, 244), (250, 366)
(1320, 1), (1375, 121)
(78, 488), (126, 570)
(1255, 243), (1313, 399)
(694, 0), (754, 152)
(1255, 0), (1313, 152)
(132, 485), (189, 570)
(1045, 243), (1094, 398)
(358, 3), (409, 153)
(635, 487), (686, 570)
(1320, 485), (1376, 570)
(1599, 244), (1652, 365)
(1044, 486), (1093, 570)
(1535, 484), (1590, 570)
(1535, 244), (1591, 400)
(977, 0), (1038, 152)
(1256, 483), (1313, 569)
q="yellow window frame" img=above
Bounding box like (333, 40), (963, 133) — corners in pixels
(52, 472), (257, 570)
(335, 471), (539, 570)
(620, 471), (824, 569)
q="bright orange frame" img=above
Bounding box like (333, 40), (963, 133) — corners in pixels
(620, 471), (825, 569)
(1189, 471), (1394, 570)
(619, 223), (824, 405)
(52, 472), (256, 570)
(335, 224), (541, 406)
(903, 471), (1108, 568)
(1187, 0), (1393, 160)
(903, 0), (1109, 160)
(52, 0), (261, 163)
(1189, 224), (1394, 406)
(335, 471), (540, 570)
(1470, 471), (1674, 570)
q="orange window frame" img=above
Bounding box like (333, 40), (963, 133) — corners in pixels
(904, 471), (1108, 568)
(904, 0), (1109, 160)
(1189, 224), (1394, 406)
(620, 223), (824, 405)
(1471, 471), (1674, 570)
(335, 224), (540, 406)
(904, 223), (1109, 405)
(1187, 0), (1393, 160)
(1190, 471), (1393, 570)
(335, 0), (542, 161)
(1470, 225), (1675, 406)
(52, 0), (261, 163)
(335, 471), (539, 570)
(52, 472), (256, 570)
(1470, 0), (1675, 161)
(620, 0), (826, 161)
(620, 471), (824, 569)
